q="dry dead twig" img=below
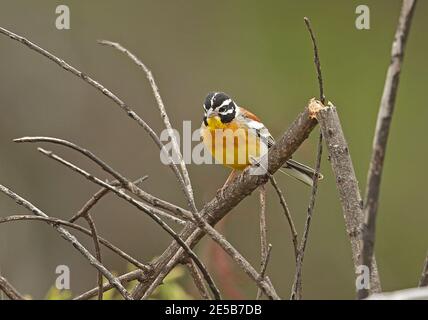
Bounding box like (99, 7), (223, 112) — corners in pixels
(0, 214), (150, 272)
(14, 137), (193, 222)
(0, 185), (133, 300)
(0, 26), (189, 219)
(35, 147), (221, 300)
(186, 259), (212, 300)
(74, 269), (144, 300)
(268, 175), (299, 260)
(256, 184), (269, 299)
(97, 39), (197, 214)
(359, 0), (417, 299)
(256, 243), (273, 300)
(291, 17), (324, 300)
(0, 275), (26, 300)
(419, 252), (428, 287)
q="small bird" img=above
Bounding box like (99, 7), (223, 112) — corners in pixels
(200, 92), (322, 191)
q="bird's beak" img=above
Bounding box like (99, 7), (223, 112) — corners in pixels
(206, 109), (216, 118)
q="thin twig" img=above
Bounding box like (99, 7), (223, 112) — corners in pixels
(74, 269), (144, 300)
(0, 185), (133, 300)
(71, 177), (186, 226)
(419, 252), (428, 287)
(256, 244), (273, 300)
(290, 17), (325, 300)
(72, 185), (110, 223)
(83, 213), (103, 300)
(69, 176), (148, 223)
(256, 184), (268, 299)
(304, 17), (325, 104)
(98, 40), (197, 213)
(0, 215), (150, 272)
(35, 147), (221, 300)
(0, 275), (26, 300)
(269, 175), (299, 260)
(0, 26), (189, 215)
(15, 137), (193, 221)
(186, 260), (212, 300)
(359, 0), (417, 299)
(258, 185), (269, 260)
(291, 130), (323, 300)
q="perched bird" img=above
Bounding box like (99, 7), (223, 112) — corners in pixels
(200, 92), (322, 192)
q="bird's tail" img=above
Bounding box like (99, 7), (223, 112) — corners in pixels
(279, 159), (323, 187)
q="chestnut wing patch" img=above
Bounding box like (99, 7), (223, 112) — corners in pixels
(240, 107), (275, 148)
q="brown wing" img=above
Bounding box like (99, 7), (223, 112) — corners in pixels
(239, 106), (262, 122)
(240, 106), (275, 148)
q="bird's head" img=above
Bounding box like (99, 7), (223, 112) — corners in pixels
(203, 92), (237, 127)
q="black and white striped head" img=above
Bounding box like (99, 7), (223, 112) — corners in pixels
(203, 92), (237, 125)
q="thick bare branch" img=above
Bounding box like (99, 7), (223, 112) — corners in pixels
(360, 0), (417, 299)
(132, 102), (319, 299)
(315, 102), (381, 295)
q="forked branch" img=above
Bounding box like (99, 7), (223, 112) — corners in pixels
(0, 185), (133, 300)
(132, 101), (319, 299)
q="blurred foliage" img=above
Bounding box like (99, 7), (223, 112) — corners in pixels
(39, 263), (193, 300)
(150, 266), (194, 300)
(45, 286), (72, 300)
(78, 264), (193, 300)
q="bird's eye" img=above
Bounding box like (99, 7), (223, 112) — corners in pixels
(218, 106), (226, 113)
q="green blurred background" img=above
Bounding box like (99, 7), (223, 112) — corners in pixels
(0, 0), (427, 299)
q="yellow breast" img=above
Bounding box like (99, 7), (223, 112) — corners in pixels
(201, 116), (261, 170)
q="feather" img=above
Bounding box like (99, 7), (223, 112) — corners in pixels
(282, 159), (323, 187)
